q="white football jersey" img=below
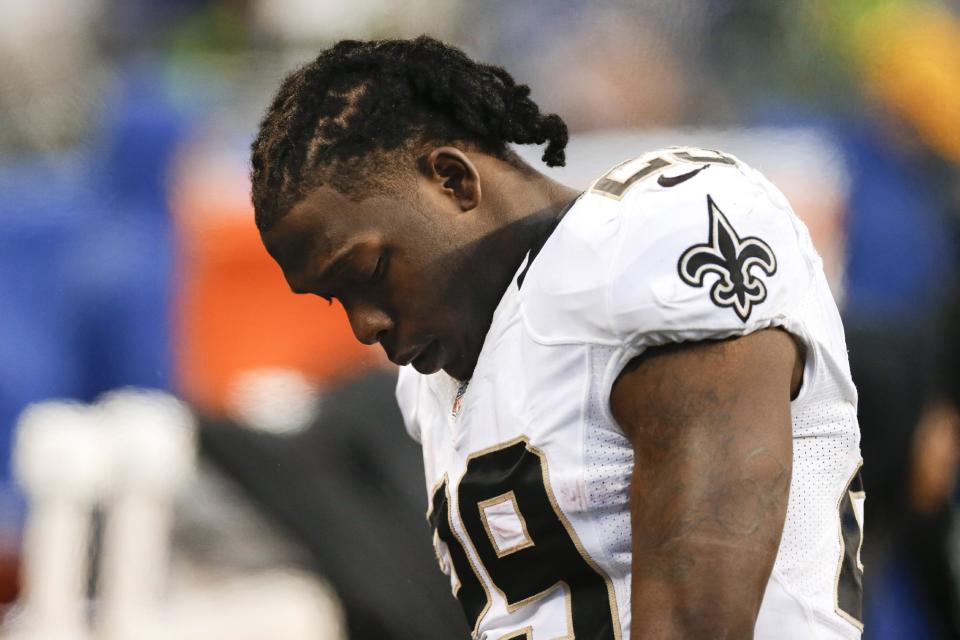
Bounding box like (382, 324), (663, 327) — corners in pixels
(396, 147), (864, 640)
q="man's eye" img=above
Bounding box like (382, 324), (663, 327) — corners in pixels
(369, 254), (386, 283)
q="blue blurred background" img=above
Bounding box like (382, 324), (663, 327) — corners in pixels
(1, 0), (959, 637)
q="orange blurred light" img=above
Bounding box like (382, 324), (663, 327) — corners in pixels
(171, 146), (383, 414)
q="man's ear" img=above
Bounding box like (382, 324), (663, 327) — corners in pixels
(421, 147), (481, 211)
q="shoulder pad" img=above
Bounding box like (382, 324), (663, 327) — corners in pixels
(520, 150), (817, 349)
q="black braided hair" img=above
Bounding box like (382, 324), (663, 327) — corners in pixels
(250, 36), (569, 232)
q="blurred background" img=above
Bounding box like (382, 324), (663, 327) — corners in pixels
(1, 0), (959, 637)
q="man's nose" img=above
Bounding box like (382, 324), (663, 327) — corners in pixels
(346, 301), (394, 346)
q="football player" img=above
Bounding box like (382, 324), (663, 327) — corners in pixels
(251, 36), (864, 639)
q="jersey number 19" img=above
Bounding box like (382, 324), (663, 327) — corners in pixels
(429, 437), (620, 639)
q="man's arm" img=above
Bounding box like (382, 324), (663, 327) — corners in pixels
(610, 328), (802, 639)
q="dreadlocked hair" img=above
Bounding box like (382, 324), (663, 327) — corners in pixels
(250, 36), (569, 232)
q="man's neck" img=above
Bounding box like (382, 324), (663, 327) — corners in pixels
(494, 170), (580, 267)
(441, 175), (580, 382)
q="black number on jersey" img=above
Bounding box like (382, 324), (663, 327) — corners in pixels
(429, 438), (621, 639)
(428, 478), (491, 632)
(590, 147), (736, 200)
(835, 467), (865, 630)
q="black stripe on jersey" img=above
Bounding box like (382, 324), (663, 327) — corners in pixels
(837, 471), (865, 627)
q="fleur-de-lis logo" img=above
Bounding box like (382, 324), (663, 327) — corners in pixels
(677, 196), (777, 321)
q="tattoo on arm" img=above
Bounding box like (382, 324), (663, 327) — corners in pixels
(612, 329), (796, 638)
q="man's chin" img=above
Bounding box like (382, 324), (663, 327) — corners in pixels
(413, 360), (443, 375)
(411, 340), (444, 375)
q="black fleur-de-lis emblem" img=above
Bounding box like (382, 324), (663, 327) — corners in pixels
(677, 196), (777, 321)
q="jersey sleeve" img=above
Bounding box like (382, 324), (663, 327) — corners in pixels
(519, 157), (821, 427)
(612, 171), (815, 344)
(601, 163), (820, 414)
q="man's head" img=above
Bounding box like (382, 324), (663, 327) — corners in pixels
(250, 36), (571, 380)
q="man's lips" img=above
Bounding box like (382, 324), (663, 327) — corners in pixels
(390, 340), (443, 373)
(393, 342), (428, 367)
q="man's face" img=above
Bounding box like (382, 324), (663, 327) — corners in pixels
(261, 171), (499, 381)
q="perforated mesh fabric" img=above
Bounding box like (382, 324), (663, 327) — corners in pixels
(583, 344), (634, 617)
(581, 336), (862, 627)
(774, 396), (861, 608)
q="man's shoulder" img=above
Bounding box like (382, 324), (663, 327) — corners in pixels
(518, 147), (815, 348)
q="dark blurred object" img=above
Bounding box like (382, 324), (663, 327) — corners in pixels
(849, 305), (960, 639)
(848, 322), (933, 529)
(0, 537), (18, 606)
(198, 370), (468, 639)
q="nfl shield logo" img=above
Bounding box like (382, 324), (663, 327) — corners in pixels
(451, 381), (469, 417)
